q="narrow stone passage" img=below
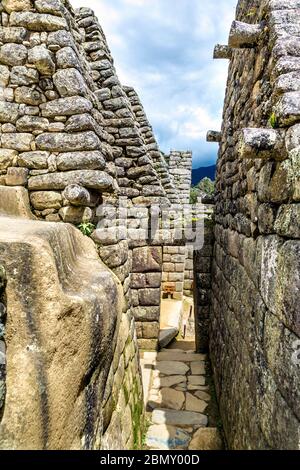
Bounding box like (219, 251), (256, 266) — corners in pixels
(141, 338), (224, 450)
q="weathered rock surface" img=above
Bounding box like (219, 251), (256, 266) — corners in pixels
(0, 212), (123, 449)
(188, 428), (223, 450)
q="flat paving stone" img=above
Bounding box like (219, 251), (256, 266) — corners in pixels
(159, 327), (178, 349)
(188, 427), (223, 450)
(152, 409), (208, 427)
(152, 375), (186, 389)
(191, 362), (205, 375)
(156, 361), (190, 375)
(185, 393), (208, 413)
(157, 352), (206, 362)
(149, 388), (185, 411)
(146, 424), (191, 450)
(188, 375), (206, 386)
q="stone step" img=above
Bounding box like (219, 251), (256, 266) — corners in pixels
(185, 393), (208, 413)
(146, 424), (191, 450)
(148, 387), (185, 411)
(157, 352), (206, 362)
(152, 409), (208, 427)
(156, 361), (190, 376)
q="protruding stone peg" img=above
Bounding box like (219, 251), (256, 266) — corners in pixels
(63, 184), (92, 206)
(238, 128), (286, 160)
(229, 21), (263, 48)
(206, 131), (221, 143)
(213, 44), (232, 59)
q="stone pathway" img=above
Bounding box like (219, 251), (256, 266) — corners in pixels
(140, 345), (223, 450)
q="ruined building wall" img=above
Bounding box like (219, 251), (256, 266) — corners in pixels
(162, 150), (193, 298)
(210, 0), (300, 449)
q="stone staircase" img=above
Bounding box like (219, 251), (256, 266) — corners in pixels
(141, 343), (223, 450)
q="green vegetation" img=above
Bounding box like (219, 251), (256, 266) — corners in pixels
(190, 177), (215, 204)
(246, 7), (257, 17)
(269, 112), (278, 129)
(78, 222), (95, 237)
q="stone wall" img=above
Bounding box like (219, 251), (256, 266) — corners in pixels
(162, 245), (187, 300)
(183, 246), (194, 296)
(210, 0), (300, 450)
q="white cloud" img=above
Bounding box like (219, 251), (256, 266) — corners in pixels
(70, 0), (237, 167)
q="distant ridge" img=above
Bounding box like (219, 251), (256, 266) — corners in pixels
(192, 164), (216, 186)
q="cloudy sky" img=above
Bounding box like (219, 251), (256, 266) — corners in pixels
(72, 0), (237, 168)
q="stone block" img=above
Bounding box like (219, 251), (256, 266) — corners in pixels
(163, 262), (174, 272)
(0, 149), (18, 170)
(0, 102), (19, 124)
(2, 0), (32, 13)
(137, 338), (158, 351)
(238, 128), (286, 160)
(56, 151), (106, 171)
(0, 43), (27, 66)
(228, 21), (262, 48)
(276, 92), (300, 126)
(175, 282), (184, 292)
(30, 190), (62, 210)
(18, 151), (49, 169)
(16, 116), (49, 133)
(132, 306), (160, 322)
(285, 123), (300, 151)
(138, 288), (161, 306)
(56, 47), (80, 69)
(132, 246), (162, 273)
(35, 0), (62, 15)
(99, 241), (129, 269)
(27, 45), (55, 75)
(274, 204), (300, 238)
(10, 11), (67, 31)
(175, 263), (185, 272)
(213, 44), (232, 59)
(206, 130), (221, 143)
(40, 97), (92, 117)
(59, 205), (92, 224)
(53, 68), (87, 97)
(130, 273), (161, 288)
(135, 321), (159, 339)
(28, 170), (114, 191)
(36, 131), (100, 152)
(169, 272), (184, 282)
(15, 86), (44, 106)
(6, 167), (28, 186)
